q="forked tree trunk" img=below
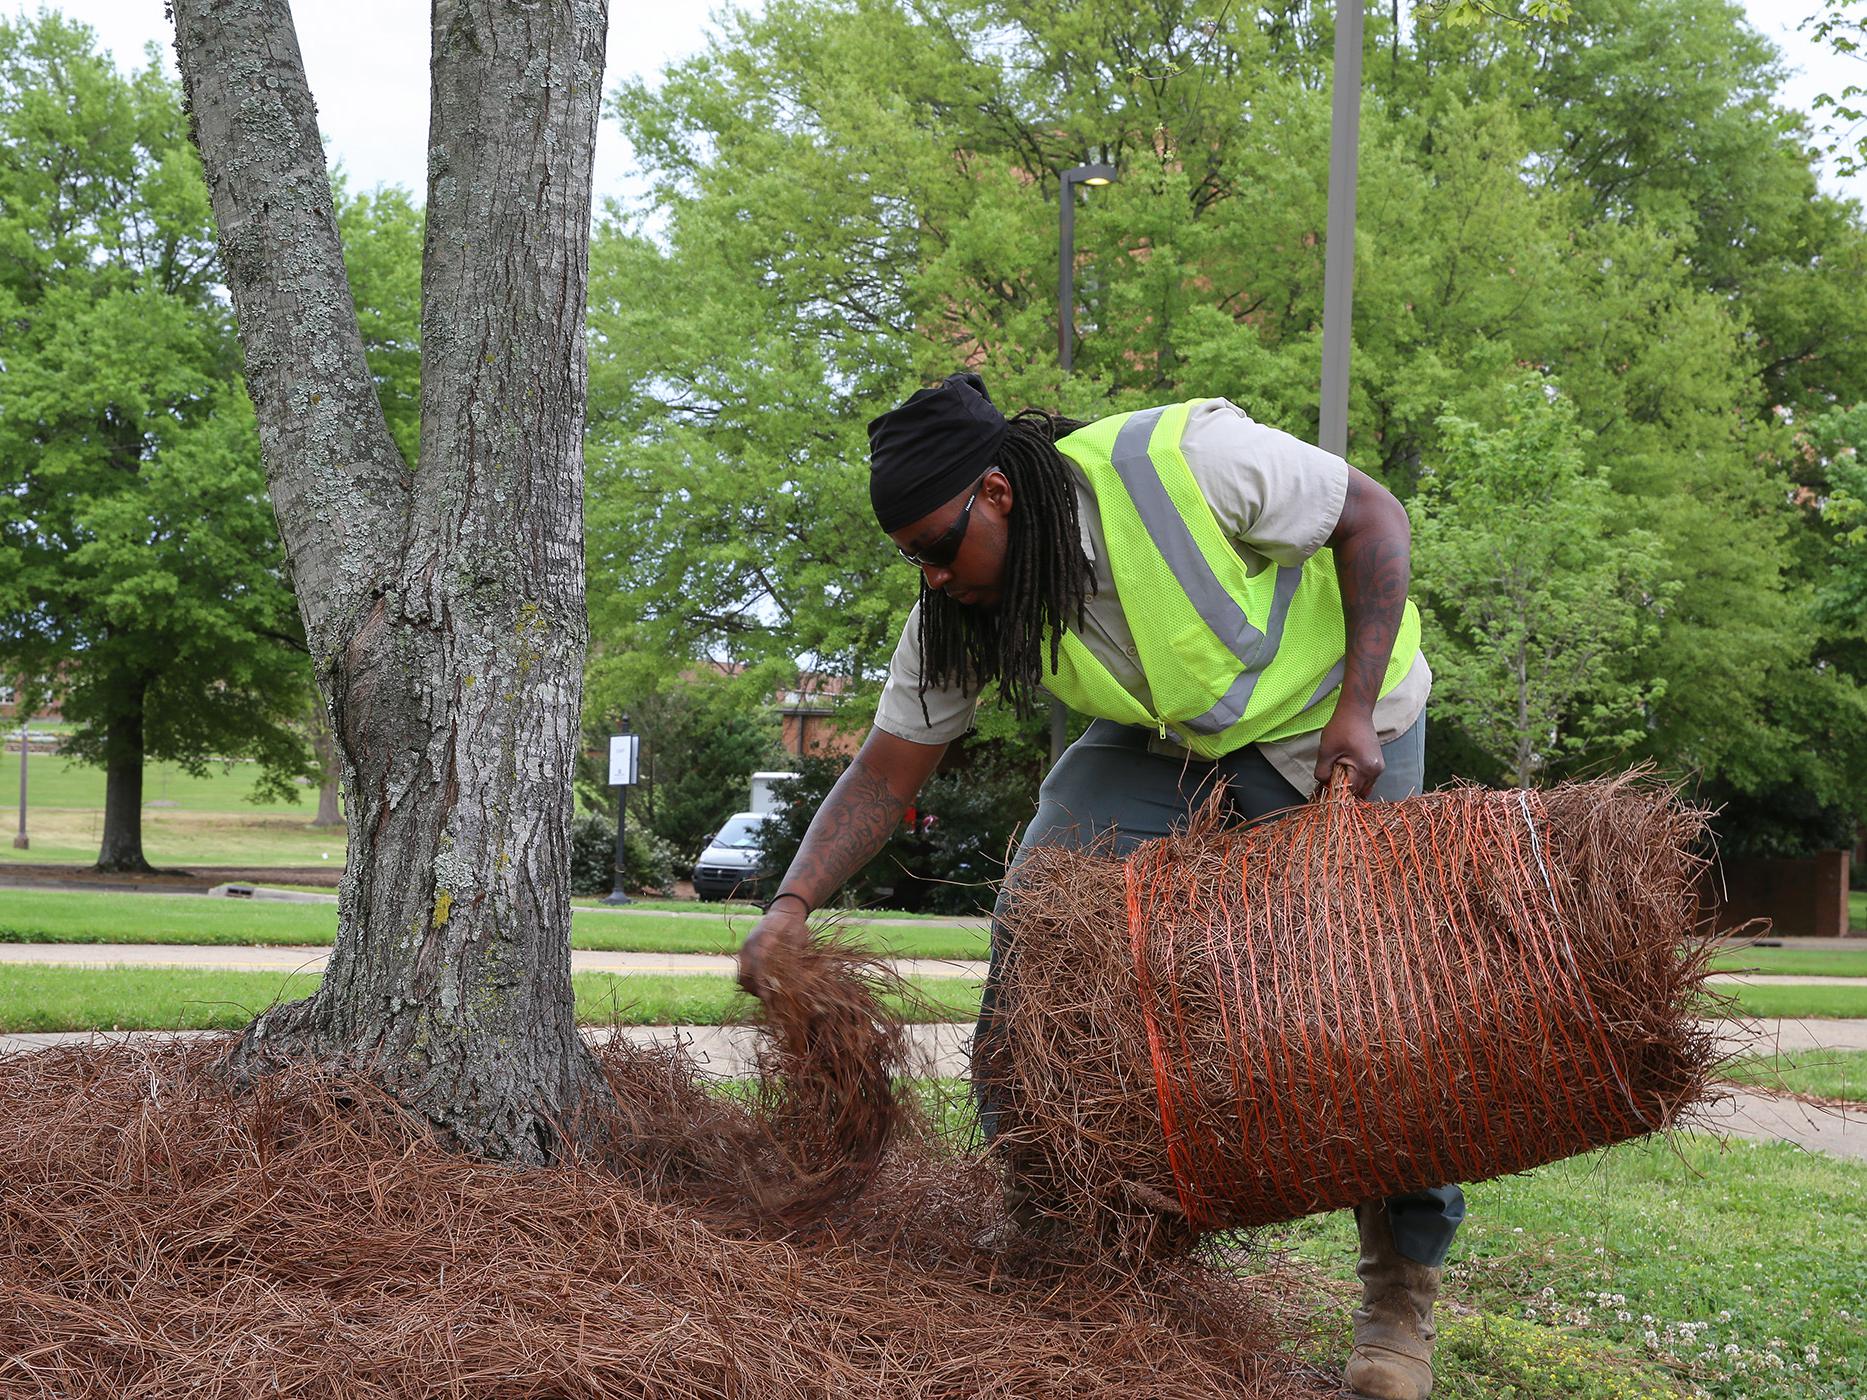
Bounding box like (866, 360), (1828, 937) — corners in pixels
(95, 669), (154, 873)
(172, 0), (610, 1162)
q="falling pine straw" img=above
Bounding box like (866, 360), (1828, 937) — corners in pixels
(0, 933), (1324, 1400)
(985, 772), (1730, 1258)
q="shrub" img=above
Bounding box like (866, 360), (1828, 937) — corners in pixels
(569, 812), (677, 896)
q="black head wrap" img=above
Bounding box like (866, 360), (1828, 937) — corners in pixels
(867, 372), (1009, 532)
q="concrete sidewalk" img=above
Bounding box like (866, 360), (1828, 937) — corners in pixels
(8, 938), (1867, 991)
(1694, 1088), (1864, 1159)
(0, 876), (987, 929)
(0, 1023), (978, 1077)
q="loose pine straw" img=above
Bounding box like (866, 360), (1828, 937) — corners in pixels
(0, 936), (1324, 1399)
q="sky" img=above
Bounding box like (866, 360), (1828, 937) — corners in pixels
(50, 0), (1867, 211)
(59, 0), (724, 208)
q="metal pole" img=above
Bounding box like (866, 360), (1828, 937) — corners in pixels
(1055, 170), (1077, 765)
(12, 721), (27, 851)
(1059, 174), (1076, 372)
(1319, 0), (1365, 458)
(605, 713), (632, 906)
(1053, 162), (1114, 767)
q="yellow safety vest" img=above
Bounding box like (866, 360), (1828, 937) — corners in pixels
(1040, 399), (1421, 759)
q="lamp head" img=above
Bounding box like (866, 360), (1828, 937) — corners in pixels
(1062, 162), (1118, 188)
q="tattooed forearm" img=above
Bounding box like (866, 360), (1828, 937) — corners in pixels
(778, 754), (911, 908)
(1329, 470), (1411, 718)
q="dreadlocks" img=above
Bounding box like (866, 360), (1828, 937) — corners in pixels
(916, 409), (1095, 721)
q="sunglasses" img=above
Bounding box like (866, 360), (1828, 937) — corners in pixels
(897, 482), (982, 569)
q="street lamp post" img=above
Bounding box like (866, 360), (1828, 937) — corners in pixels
(1058, 162), (1117, 373)
(1319, 0), (1364, 458)
(1054, 161), (1117, 763)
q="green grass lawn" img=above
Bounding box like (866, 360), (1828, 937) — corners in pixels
(1708, 947), (1867, 978)
(0, 889), (992, 959)
(0, 750), (346, 864)
(1270, 1136), (1866, 1400)
(0, 808), (346, 866)
(1709, 981), (1867, 1020)
(572, 895), (984, 922)
(0, 750), (319, 814)
(1718, 1049), (1867, 1102)
(0, 964), (982, 1033)
(1852, 889), (1864, 933)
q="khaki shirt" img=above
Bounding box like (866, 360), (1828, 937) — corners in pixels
(873, 398), (1430, 795)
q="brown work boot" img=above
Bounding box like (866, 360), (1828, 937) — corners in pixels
(1345, 1202), (1440, 1400)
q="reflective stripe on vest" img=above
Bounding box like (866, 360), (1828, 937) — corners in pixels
(1106, 407), (1308, 736)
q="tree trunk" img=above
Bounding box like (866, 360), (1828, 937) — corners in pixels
(308, 702), (341, 828)
(173, 0), (610, 1163)
(95, 670), (154, 873)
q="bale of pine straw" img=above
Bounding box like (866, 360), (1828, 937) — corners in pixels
(987, 773), (1724, 1253)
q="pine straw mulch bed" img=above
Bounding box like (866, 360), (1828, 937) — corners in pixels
(0, 939), (1330, 1400)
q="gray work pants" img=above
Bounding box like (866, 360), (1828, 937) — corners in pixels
(974, 715), (1465, 1267)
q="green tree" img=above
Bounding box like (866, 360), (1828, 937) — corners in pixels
(1803, 0), (1867, 178)
(1410, 385), (1671, 786)
(594, 0), (1867, 841)
(1795, 402), (1867, 653)
(334, 181), (423, 466)
(0, 15), (311, 870)
(1702, 399), (1867, 858)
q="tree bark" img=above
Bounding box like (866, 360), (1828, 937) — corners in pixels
(172, 0), (610, 1163)
(95, 669), (154, 873)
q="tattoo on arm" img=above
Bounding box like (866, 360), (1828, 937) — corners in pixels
(781, 756), (909, 908)
(1333, 477), (1410, 716)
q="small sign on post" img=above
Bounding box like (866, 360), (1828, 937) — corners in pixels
(603, 717), (638, 906)
(608, 733), (640, 787)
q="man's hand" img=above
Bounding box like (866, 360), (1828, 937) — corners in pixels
(1314, 707), (1384, 798)
(737, 902), (812, 997)
(742, 729), (946, 997)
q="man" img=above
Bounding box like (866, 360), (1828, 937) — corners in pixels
(739, 372), (1461, 1400)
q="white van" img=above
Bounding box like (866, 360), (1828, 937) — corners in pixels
(748, 771), (798, 815)
(692, 811), (774, 902)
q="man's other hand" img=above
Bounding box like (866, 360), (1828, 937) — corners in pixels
(737, 904), (812, 997)
(1314, 708), (1384, 799)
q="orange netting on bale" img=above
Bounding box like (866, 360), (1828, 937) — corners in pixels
(987, 773), (1725, 1253)
(0, 936), (1328, 1399)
